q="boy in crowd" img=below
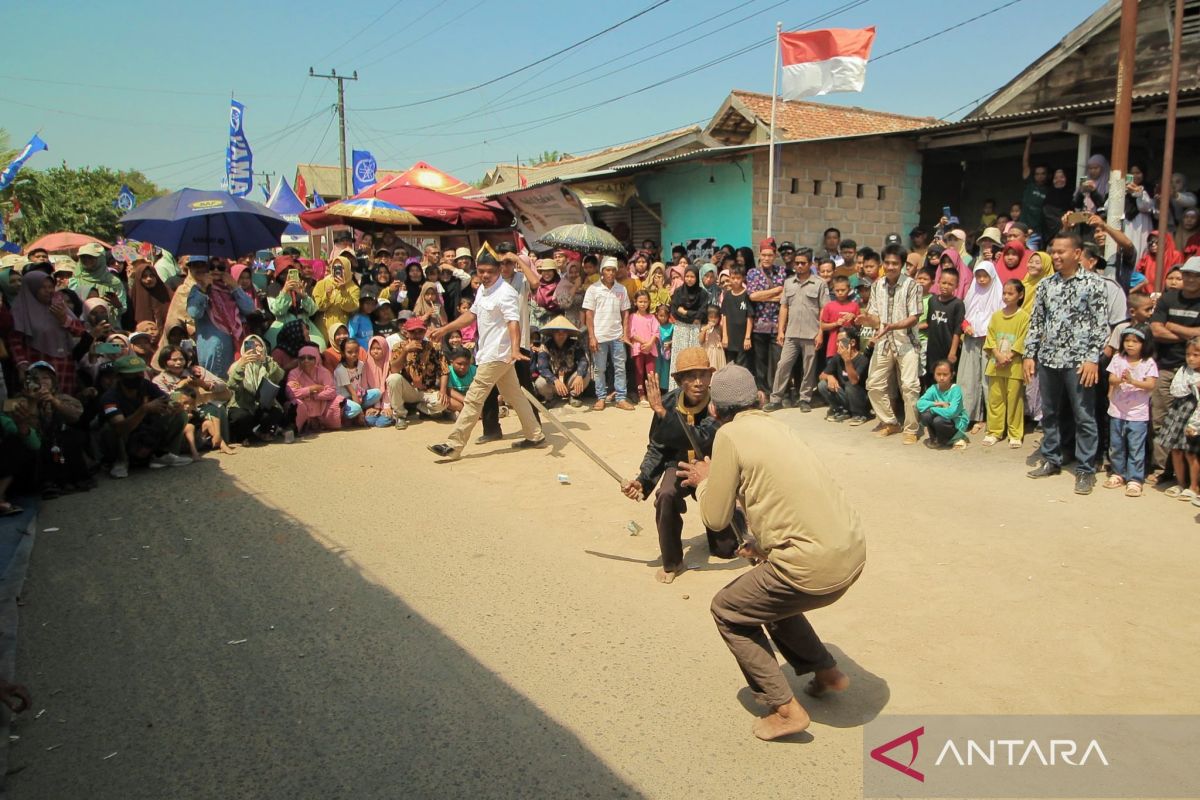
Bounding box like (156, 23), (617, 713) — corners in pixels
(923, 270), (965, 389)
(817, 329), (871, 424)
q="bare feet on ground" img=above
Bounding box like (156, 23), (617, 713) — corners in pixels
(752, 696), (810, 741)
(221, 443), (238, 455)
(654, 565), (687, 584)
(803, 666), (850, 697)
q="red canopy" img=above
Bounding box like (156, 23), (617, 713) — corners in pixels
(301, 184), (511, 231)
(382, 161), (480, 198)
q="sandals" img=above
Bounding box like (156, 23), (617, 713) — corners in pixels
(1124, 482), (1143, 497)
(1165, 486), (1183, 498)
(1103, 475), (1125, 490)
(1181, 489), (1199, 502)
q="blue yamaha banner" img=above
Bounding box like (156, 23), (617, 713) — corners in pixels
(225, 100), (253, 197)
(0, 134), (48, 191)
(352, 149), (377, 194)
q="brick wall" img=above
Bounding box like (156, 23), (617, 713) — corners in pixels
(751, 135), (922, 251)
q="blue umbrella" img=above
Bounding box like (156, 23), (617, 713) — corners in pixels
(119, 188), (289, 258)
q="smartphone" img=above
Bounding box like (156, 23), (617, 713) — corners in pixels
(288, 268), (301, 284)
(94, 342), (123, 356)
(942, 205), (952, 220)
(333, 263), (344, 280)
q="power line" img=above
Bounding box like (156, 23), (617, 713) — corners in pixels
(355, 0), (456, 71)
(312, 0), (409, 66)
(868, 0), (1030, 62)
(0, 74), (290, 99)
(358, 0), (677, 111)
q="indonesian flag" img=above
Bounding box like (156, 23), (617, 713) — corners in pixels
(780, 27), (876, 99)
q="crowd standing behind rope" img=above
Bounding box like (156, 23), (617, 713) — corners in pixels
(2, 181), (1200, 515)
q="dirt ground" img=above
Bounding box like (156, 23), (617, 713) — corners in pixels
(8, 402), (1200, 799)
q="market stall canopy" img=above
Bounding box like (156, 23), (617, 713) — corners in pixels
(381, 161), (482, 198)
(24, 232), (111, 255)
(300, 184), (511, 231)
(119, 189), (288, 258)
(265, 177), (308, 237)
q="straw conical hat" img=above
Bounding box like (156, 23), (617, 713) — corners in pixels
(540, 315), (579, 334)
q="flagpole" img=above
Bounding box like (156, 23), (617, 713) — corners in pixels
(766, 21), (781, 240)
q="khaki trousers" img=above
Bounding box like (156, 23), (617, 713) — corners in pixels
(444, 360), (542, 453)
(386, 374), (446, 419)
(711, 562), (854, 708)
(866, 341), (921, 434)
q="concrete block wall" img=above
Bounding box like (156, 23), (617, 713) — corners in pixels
(751, 136), (922, 251)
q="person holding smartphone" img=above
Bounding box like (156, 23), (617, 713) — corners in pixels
(186, 256), (257, 378)
(313, 255), (362, 337)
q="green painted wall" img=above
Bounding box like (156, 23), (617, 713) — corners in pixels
(634, 158), (752, 250)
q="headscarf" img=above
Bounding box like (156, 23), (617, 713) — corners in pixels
(276, 318), (309, 359)
(533, 268), (561, 311)
(995, 241), (1030, 284)
(82, 296), (112, 323)
(670, 266), (706, 324)
(412, 281), (444, 321)
(667, 262), (687, 292)
(964, 261), (1004, 334)
(403, 260), (425, 308)
(323, 322), (349, 372)
(0, 266), (16, 303)
(1020, 250), (1052, 315)
(235, 335), (270, 394)
(130, 260), (170, 330)
(162, 272), (197, 336)
(1135, 230), (1181, 290)
(937, 249), (970, 299)
(72, 253), (123, 305)
(1086, 154), (1110, 201)
(362, 335), (390, 392)
(553, 265), (581, 309)
(12, 271), (79, 357)
(202, 275), (246, 342)
(293, 345), (334, 388)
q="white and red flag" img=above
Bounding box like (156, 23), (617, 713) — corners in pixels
(779, 26), (876, 99)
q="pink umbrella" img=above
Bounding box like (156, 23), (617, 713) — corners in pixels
(25, 232), (112, 255)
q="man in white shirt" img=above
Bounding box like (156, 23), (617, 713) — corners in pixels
(427, 258), (545, 460)
(582, 256), (634, 411)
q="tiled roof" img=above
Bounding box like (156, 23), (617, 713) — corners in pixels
(713, 90), (938, 143)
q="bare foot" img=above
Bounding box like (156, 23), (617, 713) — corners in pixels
(654, 565), (687, 584)
(752, 697), (810, 741)
(220, 443), (238, 455)
(804, 667), (850, 697)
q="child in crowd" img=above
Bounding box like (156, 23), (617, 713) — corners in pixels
(348, 292), (376, 350)
(1162, 338), (1200, 503)
(817, 329), (871, 424)
(980, 198), (998, 229)
(175, 385), (233, 458)
(818, 275), (860, 361)
(1163, 265), (1184, 292)
(458, 298), (477, 344)
(1103, 327), (1157, 496)
(700, 304), (726, 370)
(917, 360), (969, 450)
(1104, 293), (1155, 358)
(654, 304), (674, 391)
(445, 347), (476, 415)
(923, 270), (964, 389)
(334, 338), (386, 426)
(960, 262), (1003, 433)
(982, 279), (1029, 447)
(915, 267), (934, 374)
(720, 266), (753, 368)
(627, 290), (662, 397)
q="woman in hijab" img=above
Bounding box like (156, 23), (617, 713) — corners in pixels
(266, 263), (325, 352)
(644, 262), (671, 311)
(287, 344), (343, 434)
(531, 259), (561, 328)
(272, 318), (310, 371)
(995, 241), (1031, 283)
(231, 263), (265, 312)
(1042, 168), (1075, 241)
(69, 245), (127, 316)
(227, 335), (293, 443)
(667, 254), (690, 293)
(667, 265), (707, 380)
(1074, 154), (1109, 212)
(187, 258), (255, 378)
(11, 271), (86, 394)
(129, 258), (170, 334)
(402, 259), (425, 310)
(361, 335), (393, 425)
(322, 322), (350, 372)
(936, 249), (971, 300)
(1167, 172), (1197, 236)
(1135, 230), (1182, 291)
(959, 261), (1005, 433)
(553, 261), (586, 328)
(438, 265), (463, 325)
(412, 282), (445, 327)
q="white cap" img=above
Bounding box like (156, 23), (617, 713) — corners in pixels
(600, 256), (619, 270)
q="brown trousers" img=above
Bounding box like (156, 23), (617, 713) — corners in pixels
(711, 562), (854, 708)
(654, 465), (738, 572)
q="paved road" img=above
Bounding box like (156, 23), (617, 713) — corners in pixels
(8, 406), (1199, 798)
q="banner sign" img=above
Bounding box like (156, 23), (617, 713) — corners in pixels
(680, 237), (716, 266)
(495, 181), (591, 251)
(0, 134), (48, 192)
(352, 149), (377, 194)
(225, 100), (253, 197)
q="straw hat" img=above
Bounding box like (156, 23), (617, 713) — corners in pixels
(670, 347), (714, 377)
(539, 315), (579, 335)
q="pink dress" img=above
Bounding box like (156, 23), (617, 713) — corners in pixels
(627, 312), (659, 357)
(287, 364), (344, 431)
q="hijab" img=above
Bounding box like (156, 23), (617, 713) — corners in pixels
(553, 265), (582, 309)
(235, 335), (270, 394)
(1136, 230), (1181, 290)
(82, 296), (112, 323)
(964, 261), (1004, 334)
(130, 260), (170, 330)
(203, 273), (245, 341)
(293, 344), (334, 388)
(323, 322), (348, 372)
(403, 260), (425, 309)
(534, 268), (561, 311)
(670, 266), (706, 323)
(1086, 154), (1110, 201)
(362, 335), (390, 392)
(162, 271), (196, 337)
(995, 241), (1030, 284)
(413, 281), (444, 320)
(937, 249), (970, 299)
(1021, 251), (1051, 314)
(276, 318), (309, 359)
(12, 271), (79, 357)
(72, 254), (123, 304)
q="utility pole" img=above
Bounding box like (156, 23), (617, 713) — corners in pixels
(1105, 0), (1138, 261)
(309, 67), (359, 200)
(1155, 0), (1185, 292)
(258, 170), (276, 197)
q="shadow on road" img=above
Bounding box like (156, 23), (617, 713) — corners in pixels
(10, 459), (640, 799)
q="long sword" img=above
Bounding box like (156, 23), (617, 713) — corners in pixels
(521, 388), (625, 484)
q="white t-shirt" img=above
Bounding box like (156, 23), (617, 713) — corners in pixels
(471, 279), (521, 365)
(582, 280), (630, 342)
(333, 362), (364, 399)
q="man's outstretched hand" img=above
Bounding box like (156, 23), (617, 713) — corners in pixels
(644, 377), (667, 419)
(676, 457), (710, 488)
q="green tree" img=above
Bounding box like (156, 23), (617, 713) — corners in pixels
(7, 165), (166, 243)
(529, 150), (568, 166)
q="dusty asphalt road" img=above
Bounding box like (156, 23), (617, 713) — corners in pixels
(7, 403), (1200, 799)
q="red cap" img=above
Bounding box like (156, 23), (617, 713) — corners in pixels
(759, 237), (776, 251)
(402, 317), (428, 333)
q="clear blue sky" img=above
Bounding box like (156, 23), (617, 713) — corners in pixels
(4, 0), (1104, 192)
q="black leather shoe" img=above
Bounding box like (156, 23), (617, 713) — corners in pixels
(798, 401), (812, 413)
(1026, 462), (1061, 479)
(512, 438), (547, 450)
(475, 432), (503, 444)
(427, 444), (460, 460)
(1074, 472), (1096, 495)
(763, 402), (783, 412)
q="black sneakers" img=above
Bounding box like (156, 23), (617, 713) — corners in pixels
(1074, 472), (1096, 495)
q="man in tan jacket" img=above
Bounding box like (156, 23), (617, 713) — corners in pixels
(679, 364), (866, 741)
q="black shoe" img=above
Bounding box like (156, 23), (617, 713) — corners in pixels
(427, 444), (457, 459)
(833, 411), (851, 422)
(798, 401), (812, 413)
(512, 438), (547, 450)
(1026, 462), (1061, 479)
(1074, 472), (1096, 495)
(763, 402), (783, 412)
(475, 432), (503, 444)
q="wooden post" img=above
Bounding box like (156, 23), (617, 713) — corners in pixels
(1105, 0), (1139, 261)
(1156, 0), (1185, 293)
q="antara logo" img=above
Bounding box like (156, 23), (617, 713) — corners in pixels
(871, 726), (925, 782)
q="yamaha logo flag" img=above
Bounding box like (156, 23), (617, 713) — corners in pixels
(352, 149), (377, 194)
(226, 99), (254, 197)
